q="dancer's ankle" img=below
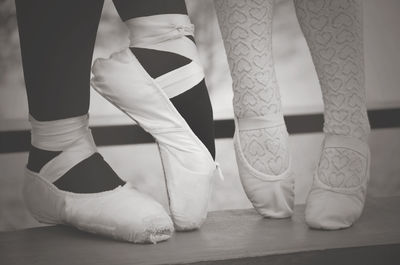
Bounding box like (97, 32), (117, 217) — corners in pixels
(323, 119), (370, 143)
(28, 114), (125, 193)
(27, 145), (60, 173)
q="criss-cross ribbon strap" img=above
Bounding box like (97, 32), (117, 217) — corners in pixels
(30, 114), (96, 183)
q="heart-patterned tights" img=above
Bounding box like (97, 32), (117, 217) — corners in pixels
(215, 0), (290, 176)
(294, 0), (370, 194)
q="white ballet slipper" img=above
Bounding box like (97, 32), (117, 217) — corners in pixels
(234, 115), (294, 218)
(91, 14), (222, 231)
(305, 134), (371, 230)
(23, 115), (174, 243)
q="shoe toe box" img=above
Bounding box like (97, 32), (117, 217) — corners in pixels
(64, 184), (174, 244)
(305, 188), (364, 230)
(243, 173), (295, 218)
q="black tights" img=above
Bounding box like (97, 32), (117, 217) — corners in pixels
(16, 0), (215, 193)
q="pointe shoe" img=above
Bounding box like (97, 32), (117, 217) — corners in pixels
(234, 115), (294, 218)
(305, 134), (371, 230)
(23, 115), (174, 244)
(91, 15), (222, 231)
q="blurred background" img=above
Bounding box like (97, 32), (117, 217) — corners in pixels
(0, 0), (399, 231)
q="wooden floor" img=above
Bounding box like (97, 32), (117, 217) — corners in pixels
(1, 196), (400, 265)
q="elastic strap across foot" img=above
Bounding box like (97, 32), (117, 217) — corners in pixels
(323, 134), (369, 158)
(236, 113), (285, 131)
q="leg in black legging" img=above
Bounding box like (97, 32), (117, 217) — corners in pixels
(113, 0), (216, 159)
(16, 0), (102, 121)
(16, 0), (125, 193)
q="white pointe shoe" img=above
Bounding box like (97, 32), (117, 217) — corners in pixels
(305, 134), (371, 230)
(23, 115), (174, 243)
(91, 14), (222, 231)
(234, 115), (294, 218)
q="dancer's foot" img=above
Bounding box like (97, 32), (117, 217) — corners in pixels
(294, 0), (371, 229)
(234, 115), (294, 218)
(305, 134), (370, 230)
(214, 0), (294, 218)
(24, 114), (173, 243)
(91, 14), (221, 231)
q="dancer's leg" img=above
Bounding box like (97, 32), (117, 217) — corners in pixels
(16, 0), (174, 243)
(113, 0), (215, 159)
(294, 0), (369, 140)
(214, 0), (294, 218)
(92, 0), (220, 230)
(294, 0), (371, 229)
(16, 0), (124, 193)
(215, 0), (288, 174)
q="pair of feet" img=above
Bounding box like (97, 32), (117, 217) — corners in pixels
(24, 54), (218, 243)
(235, 116), (370, 230)
(24, 15), (220, 244)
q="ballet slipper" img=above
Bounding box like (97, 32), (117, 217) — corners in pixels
(305, 134), (371, 230)
(91, 14), (222, 231)
(234, 114), (294, 218)
(23, 115), (174, 243)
